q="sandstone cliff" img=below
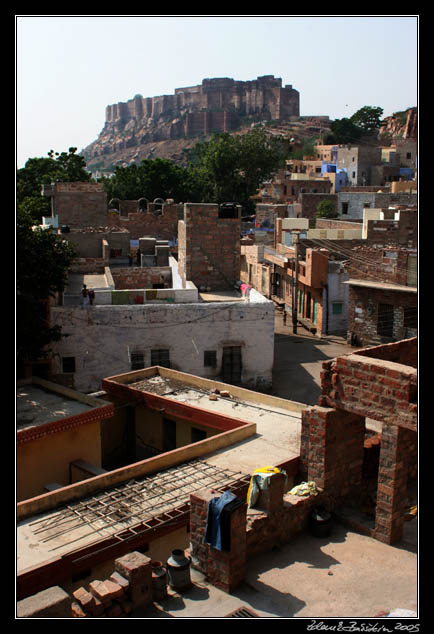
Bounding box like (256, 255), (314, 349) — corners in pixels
(380, 108), (417, 140)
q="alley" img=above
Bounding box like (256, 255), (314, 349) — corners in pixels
(272, 310), (358, 405)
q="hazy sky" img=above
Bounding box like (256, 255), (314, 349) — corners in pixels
(16, 15), (418, 168)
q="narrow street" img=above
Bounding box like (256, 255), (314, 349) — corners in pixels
(272, 309), (358, 406)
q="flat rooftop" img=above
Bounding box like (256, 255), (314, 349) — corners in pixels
(16, 379), (110, 432)
(124, 371), (303, 473)
(17, 369), (305, 575)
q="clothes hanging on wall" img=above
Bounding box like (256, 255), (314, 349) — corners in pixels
(205, 490), (243, 551)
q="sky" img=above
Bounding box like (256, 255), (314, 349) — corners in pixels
(16, 15), (418, 168)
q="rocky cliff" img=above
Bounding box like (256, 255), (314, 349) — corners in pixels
(82, 75), (300, 172)
(380, 108), (417, 140)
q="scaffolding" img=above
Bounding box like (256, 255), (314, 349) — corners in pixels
(28, 459), (249, 552)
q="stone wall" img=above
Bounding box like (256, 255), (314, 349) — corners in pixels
(178, 203), (241, 291)
(43, 182), (108, 228)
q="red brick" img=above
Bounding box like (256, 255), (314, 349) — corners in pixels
(72, 587), (95, 612)
(89, 580), (113, 605)
(71, 601), (87, 618)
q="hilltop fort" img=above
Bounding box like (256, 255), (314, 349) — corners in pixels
(82, 75), (300, 169)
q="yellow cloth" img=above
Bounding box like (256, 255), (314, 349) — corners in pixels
(247, 466), (287, 508)
(289, 481), (319, 497)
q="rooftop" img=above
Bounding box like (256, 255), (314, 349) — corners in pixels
(16, 377), (113, 438)
(17, 368), (304, 576)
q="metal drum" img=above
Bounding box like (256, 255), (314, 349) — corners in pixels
(151, 560), (168, 601)
(166, 549), (192, 590)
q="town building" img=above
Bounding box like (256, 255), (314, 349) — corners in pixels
(17, 376), (114, 502)
(240, 206), (417, 340)
(17, 337), (417, 609)
(47, 202), (275, 394)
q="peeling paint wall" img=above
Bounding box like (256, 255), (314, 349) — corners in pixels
(49, 297), (275, 393)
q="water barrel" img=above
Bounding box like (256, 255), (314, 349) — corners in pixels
(151, 561), (168, 601)
(310, 506), (332, 538)
(166, 549), (191, 590)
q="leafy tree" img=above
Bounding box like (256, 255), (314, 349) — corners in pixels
(102, 158), (198, 204)
(350, 106), (384, 133)
(189, 129), (289, 213)
(329, 117), (363, 144)
(16, 208), (76, 369)
(315, 199), (338, 219)
(17, 147), (91, 223)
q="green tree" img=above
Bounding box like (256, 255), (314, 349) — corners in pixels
(350, 106), (384, 133)
(17, 148), (91, 223)
(16, 208), (76, 370)
(315, 199), (338, 219)
(329, 117), (363, 144)
(189, 129), (289, 213)
(102, 158), (198, 203)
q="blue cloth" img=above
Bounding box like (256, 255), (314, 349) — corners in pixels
(205, 490), (236, 551)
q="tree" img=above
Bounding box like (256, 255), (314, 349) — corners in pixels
(350, 106), (384, 133)
(189, 129), (289, 213)
(102, 158), (198, 203)
(16, 208), (76, 370)
(315, 199), (338, 219)
(17, 148), (91, 223)
(329, 117), (363, 144)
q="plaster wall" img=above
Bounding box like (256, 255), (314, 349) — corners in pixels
(49, 294), (275, 393)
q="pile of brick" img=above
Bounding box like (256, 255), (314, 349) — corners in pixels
(71, 551), (153, 618)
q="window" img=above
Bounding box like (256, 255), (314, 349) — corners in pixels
(221, 346), (242, 384)
(131, 351), (144, 371)
(151, 349), (170, 368)
(62, 357), (76, 373)
(342, 202), (349, 215)
(204, 350), (217, 368)
(403, 306), (417, 330)
(377, 303), (394, 337)
(332, 302), (343, 315)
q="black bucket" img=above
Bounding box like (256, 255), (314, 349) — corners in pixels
(310, 506), (332, 538)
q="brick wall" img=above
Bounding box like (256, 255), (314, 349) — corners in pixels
(111, 267), (172, 290)
(300, 193), (337, 225)
(178, 204), (241, 291)
(319, 352), (417, 430)
(347, 285), (417, 347)
(17, 551), (155, 618)
(49, 182), (108, 228)
(107, 203), (182, 241)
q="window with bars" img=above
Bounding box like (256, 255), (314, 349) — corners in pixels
(130, 352), (145, 371)
(151, 349), (171, 368)
(204, 350), (217, 368)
